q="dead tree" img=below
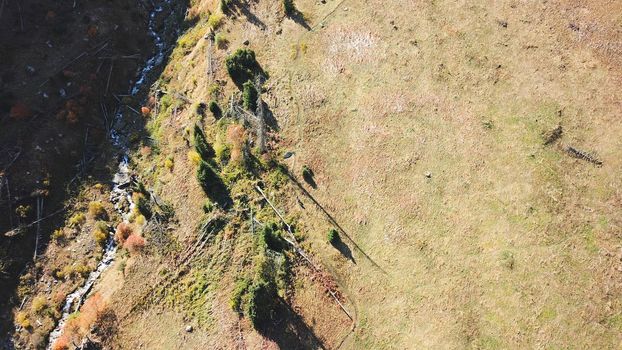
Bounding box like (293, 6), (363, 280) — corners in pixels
(225, 75), (268, 153)
(33, 197), (43, 260)
(205, 29), (215, 85)
(254, 76), (267, 153)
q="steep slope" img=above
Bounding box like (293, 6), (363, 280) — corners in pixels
(4, 0), (622, 349)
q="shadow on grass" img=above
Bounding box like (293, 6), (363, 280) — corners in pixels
(332, 239), (356, 264)
(259, 298), (326, 350)
(302, 171), (317, 189)
(262, 101), (280, 131)
(284, 170), (386, 274)
(224, 0), (267, 30)
(287, 10), (311, 31)
(198, 162), (233, 209)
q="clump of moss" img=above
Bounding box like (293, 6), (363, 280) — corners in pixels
(164, 156), (174, 171)
(207, 13), (223, 30)
(242, 81), (258, 111)
(88, 201), (107, 220)
(92, 221), (109, 246)
(68, 213), (86, 228)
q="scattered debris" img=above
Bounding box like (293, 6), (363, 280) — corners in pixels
(565, 146), (602, 166)
(543, 125), (563, 145)
(185, 325), (193, 333)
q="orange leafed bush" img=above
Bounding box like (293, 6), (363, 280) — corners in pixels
(54, 293), (107, 350)
(123, 234), (146, 254)
(115, 222), (134, 244)
(10, 102), (32, 120)
(78, 293), (106, 331)
(141, 106), (151, 117)
(52, 336), (69, 350)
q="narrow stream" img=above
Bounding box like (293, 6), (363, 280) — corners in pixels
(46, 1), (176, 347)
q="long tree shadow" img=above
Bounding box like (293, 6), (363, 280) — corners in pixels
(262, 101), (280, 131)
(285, 171), (387, 274)
(223, 0), (267, 30)
(287, 10), (311, 31)
(260, 298), (326, 350)
(332, 238), (356, 264)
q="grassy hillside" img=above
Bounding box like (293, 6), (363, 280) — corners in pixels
(5, 0), (622, 348)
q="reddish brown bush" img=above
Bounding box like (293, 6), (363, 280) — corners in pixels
(52, 336), (69, 350)
(115, 222), (134, 244)
(54, 293), (107, 350)
(56, 99), (84, 124)
(78, 293), (106, 330)
(9, 102), (32, 120)
(141, 106), (151, 117)
(62, 70), (77, 78)
(87, 25), (98, 38)
(140, 146), (152, 157)
(123, 234), (146, 254)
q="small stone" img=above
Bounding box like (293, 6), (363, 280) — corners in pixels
(425, 172), (432, 178)
(25, 66), (36, 74)
(185, 325), (193, 333)
(276, 28), (283, 35)
(243, 39), (250, 45)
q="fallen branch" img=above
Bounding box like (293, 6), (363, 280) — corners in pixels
(256, 185), (353, 321)
(17, 1), (23, 31)
(105, 60), (114, 96)
(565, 146), (602, 166)
(3, 207), (65, 238)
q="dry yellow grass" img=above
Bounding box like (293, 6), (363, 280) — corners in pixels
(93, 0), (622, 348)
(249, 0), (622, 348)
